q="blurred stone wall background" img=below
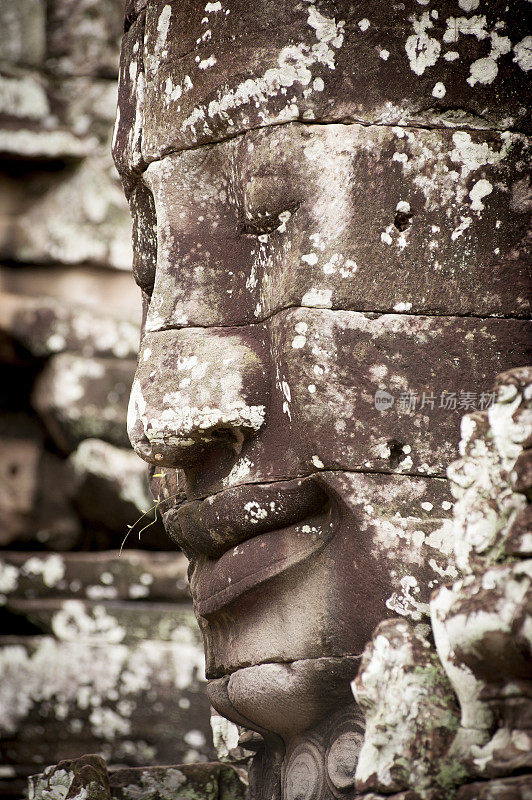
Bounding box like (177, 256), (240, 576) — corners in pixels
(0, 2), (214, 796)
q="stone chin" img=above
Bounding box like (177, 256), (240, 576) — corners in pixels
(207, 657), (359, 738)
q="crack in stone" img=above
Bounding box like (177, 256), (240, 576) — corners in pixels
(158, 467), (449, 510)
(144, 303), (532, 337)
(125, 116), (531, 179)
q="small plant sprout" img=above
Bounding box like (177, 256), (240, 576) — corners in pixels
(119, 472), (178, 555)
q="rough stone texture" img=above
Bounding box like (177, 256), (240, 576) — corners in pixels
(0, 551), (190, 603)
(0, 0), (215, 794)
(0, 0), (140, 556)
(0, 415), (81, 551)
(27, 758), (247, 800)
(352, 619), (459, 798)
(8, 159), (132, 271)
(347, 368), (531, 800)
(28, 755), (110, 800)
(0, 294), (139, 360)
(430, 368), (532, 794)
(1, 633), (211, 780)
(116, 0), (531, 159)
(445, 367), (532, 571)
(108, 763), (246, 799)
(0, 548), (214, 789)
(455, 776), (532, 800)
(32, 354), (135, 453)
(113, 3), (531, 799)
(0, 0), (46, 68)
(137, 124), (530, 325)
(69, 439), (169, 545)
(46, 0), (124, 79)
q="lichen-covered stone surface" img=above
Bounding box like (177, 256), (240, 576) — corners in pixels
(113, 2), (530, 799)
(430, 367), (532, 794)
(28, 755), (111, 800)
(27, 757), (247, 800)
(349, 368), (531, 799)
(0, 2), (215, 793)
(352, 619), (460, 798)
(0, 550), (215, 790)
(0, 0), (149, 551)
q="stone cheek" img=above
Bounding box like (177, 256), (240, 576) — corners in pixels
(349, 368), (532, 799)
(271, 309), (529, 479)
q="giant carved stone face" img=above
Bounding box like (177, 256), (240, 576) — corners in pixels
(114, 0), (530, 788)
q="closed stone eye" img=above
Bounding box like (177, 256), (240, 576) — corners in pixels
(241, 202), (300, 236)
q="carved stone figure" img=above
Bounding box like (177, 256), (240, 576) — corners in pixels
(351, 367), (531, 799)
(112, 3), (531, 798)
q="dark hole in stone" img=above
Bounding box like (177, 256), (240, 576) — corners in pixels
(387, 439), (405, 468)
(0, 607), (43, 636)
(394, 210), (414, 232)
(8, 463), (19, 476)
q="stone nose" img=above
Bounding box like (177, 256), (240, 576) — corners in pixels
(127, 327), (269, 467)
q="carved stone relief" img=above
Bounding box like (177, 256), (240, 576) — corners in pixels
(112, 2), (531, 798)
(352, 367), (531, 799)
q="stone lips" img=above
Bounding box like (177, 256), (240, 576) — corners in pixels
(190, 509), (334, 617)
(114, 0), (531, 169)
(167, 475), (328, 558)
(166, 470), (460, 679)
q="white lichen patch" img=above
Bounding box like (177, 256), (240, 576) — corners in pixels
(244, 501), (268, 523)
(198, 55), (217, 70)
(292, 334), (306, 349)
(301, 288), (333, 308)
(0, 564), (19, 597)
(223, 456), (252, 487)
(51, 601), (126, 643)
(23, 555), (65, 588)
(182, 3), (345, 136)
(513, 36), (532, 71)
(211, 715), (240, 761)
(450, 131), (513, 178)
(469, 178), (493, 212)
(385, 575), (429, 622)
(405, 12), (441, 76)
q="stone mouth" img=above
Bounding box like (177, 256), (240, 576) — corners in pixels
(190, 504), (335, 617)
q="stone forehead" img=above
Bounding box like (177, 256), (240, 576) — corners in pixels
(114, 0), (531, 178)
